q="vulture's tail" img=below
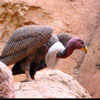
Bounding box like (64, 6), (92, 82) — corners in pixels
(0, 56), (7, 66)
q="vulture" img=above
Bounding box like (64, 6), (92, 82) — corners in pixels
(0, 25), (87, 81)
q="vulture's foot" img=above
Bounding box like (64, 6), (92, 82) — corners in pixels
(31, 75), (35, 80)
(21, 79), (32, 82)
(24, 70), (32, 82)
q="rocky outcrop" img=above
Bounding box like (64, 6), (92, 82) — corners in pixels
(0, 0), (100, 98)
(0, 62), (91, 98)
(0, 62), (15, 98)
(14, 69), (91, 98)
(76, 23), (100, 98)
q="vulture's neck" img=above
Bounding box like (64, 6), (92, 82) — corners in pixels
(57, 43), (75, 58)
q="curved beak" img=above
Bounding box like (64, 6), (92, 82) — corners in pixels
(80, 46), (88, 53)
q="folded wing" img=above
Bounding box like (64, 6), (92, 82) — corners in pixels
(0, 25), (53, 65)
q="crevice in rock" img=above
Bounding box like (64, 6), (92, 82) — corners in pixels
(75, 7), (100, 76)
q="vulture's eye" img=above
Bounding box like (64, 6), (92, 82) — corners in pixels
(79, 40), (84, 44)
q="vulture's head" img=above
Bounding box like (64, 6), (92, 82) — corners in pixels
(66, 37), (87, 53)
(45, 37), (87, 68)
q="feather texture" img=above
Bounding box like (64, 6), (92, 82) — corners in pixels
(0, 25), (53, 65)
(1, 25), (53, 57)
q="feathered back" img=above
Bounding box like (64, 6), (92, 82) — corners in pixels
(0, 25), (53, 65)
(57, 33), (72, 46)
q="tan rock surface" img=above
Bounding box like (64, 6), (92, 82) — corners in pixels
(14, 69), (91, 98)
(76, 24), (100, 98)
(0, 0), (100, 98)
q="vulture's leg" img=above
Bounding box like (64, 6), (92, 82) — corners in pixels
(30, 60), (47, 79)
(20, 61), (32, 81)
(25, 70), (31, 81)
(30, 62), (39, 80)
(21, 53), (36, 81)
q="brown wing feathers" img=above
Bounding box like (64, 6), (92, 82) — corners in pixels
(1, 25), (53, 57)
(0, 25), (53, 65)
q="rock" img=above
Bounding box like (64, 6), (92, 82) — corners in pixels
(0, 0), (100, 98)
(76, 24), (100, 98)
(15, 69), (91, 98)
(0, 61), (15, 98)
